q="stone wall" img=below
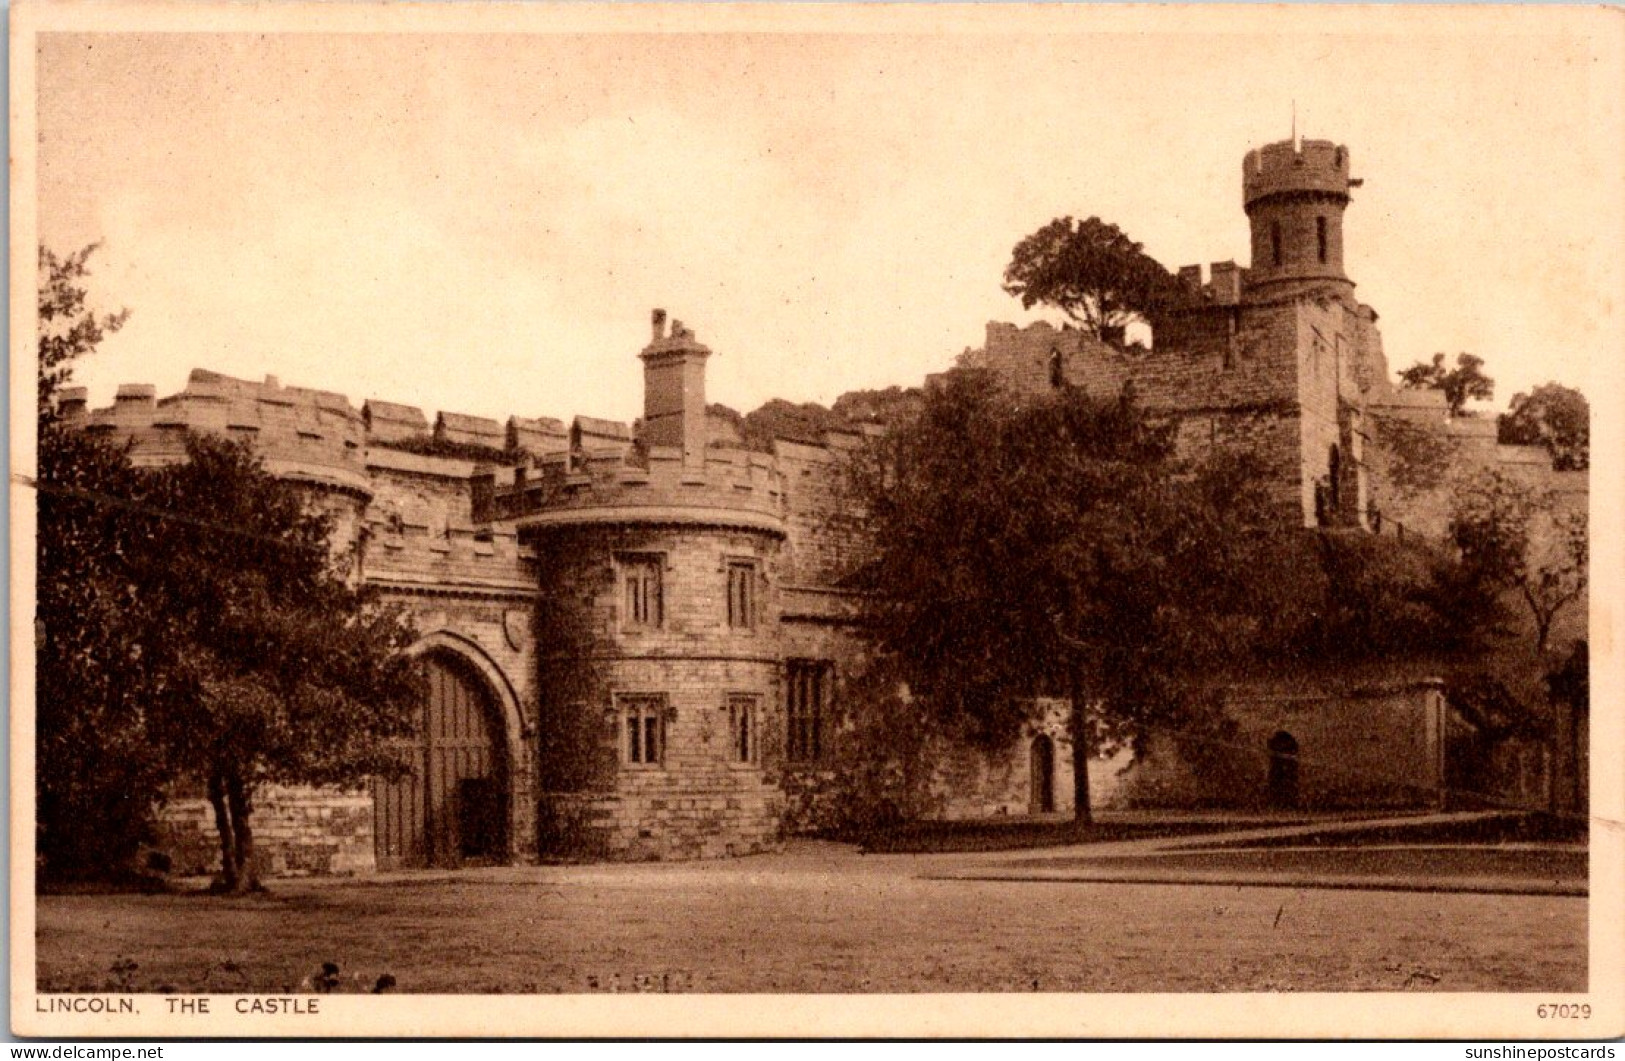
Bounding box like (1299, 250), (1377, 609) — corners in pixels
(923, 702), (1077, 819)
(773, 434), (871, 589)
(966, 307), (1310, 522)
(155, 786), (375, 878)
(1117, 678), (1447, 810)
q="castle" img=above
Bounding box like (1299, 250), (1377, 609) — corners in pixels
(60, 137), (1586, 875)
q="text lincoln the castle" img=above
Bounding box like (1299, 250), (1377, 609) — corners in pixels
(62, 137), (1586, 874)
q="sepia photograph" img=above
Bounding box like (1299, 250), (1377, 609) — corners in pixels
(9, 1), (1622, 1040)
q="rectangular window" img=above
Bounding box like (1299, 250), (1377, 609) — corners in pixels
(1270, 221), (1283, 266)
(786, 660), (831, 763)
(1316, 216), (1329, 264)
(728, 694), (759, 764)
(621, 694), (665, 766)
(726, 560), (757, 629)
(619, 554), (663, 629)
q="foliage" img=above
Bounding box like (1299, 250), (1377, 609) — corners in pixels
(1451, 469), (1587, 652)
(133, 433), (424, 891)
(1547, 640), (1587, 716)
(35, 243), (155, 880)
(735, 398), (849, 450)
(813, 660), (942, 838)
(846, 365), (1520, 819)
(36, 427), (175, 879)
(1367, 411), (1456, 498)
(37, 244), (128, 421)
(1499, 383), (1589, 471)
(831, 386), (924, 428)
(531, 533), (613, 799)
(1447, 672), (1548, 742)
(371, 432), (512, 466)
(847, 368), (1278, 819)
(723, 388), (924, 454)
(35, 243), (423, 890)
(1397, 352), (1494, 416)
(1255, 530), (1503, 664)
(1002, 216), (1181, 338)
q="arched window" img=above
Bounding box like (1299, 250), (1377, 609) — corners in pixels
(1048, 347), (1064, 390)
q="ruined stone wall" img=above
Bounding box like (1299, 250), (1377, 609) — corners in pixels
(970, 308), (1309, 521)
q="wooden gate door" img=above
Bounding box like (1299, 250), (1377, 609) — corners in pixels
(374, 654), (507, 868)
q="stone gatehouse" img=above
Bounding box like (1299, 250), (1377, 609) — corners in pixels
(60, 134), (1585, 874)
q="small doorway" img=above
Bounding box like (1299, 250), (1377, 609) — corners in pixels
(1267, 731), (1300, 809)
(1029, 735), (1056, 814)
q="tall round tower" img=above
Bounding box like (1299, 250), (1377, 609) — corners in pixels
(1243, 138), (1362, 301)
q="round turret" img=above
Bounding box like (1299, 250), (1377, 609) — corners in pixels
(1242, 139), (1361, 300)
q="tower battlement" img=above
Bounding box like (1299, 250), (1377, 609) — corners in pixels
(1243, 139), (1356, 207)
(1242, 139), (1361, 300)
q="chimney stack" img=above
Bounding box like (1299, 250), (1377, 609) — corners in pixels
(639, 309), (711, 470)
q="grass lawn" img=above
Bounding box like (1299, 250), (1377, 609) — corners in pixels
(34, 844), (1586, 994)
(1014, 845), (1587, 883)
(856, 816), (1313, 854)
(1184, 813), (1588, 851)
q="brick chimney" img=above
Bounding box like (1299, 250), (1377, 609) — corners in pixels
(639, 309), (711, 469)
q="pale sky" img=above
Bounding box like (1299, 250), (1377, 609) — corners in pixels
(32, 9), (1624, 426)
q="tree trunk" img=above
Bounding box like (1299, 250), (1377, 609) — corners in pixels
(1069, 665), (1093, 825)
(225, 774), (258, 893)
(206, 772), (238, 892)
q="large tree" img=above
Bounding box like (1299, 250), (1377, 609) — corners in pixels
(135, 434), (424, 892)
(35, 244), (424, 890)
(1498, 383), (1589, 471)
(1398, 352), (1495, 416)
(1451, 468), (1587, 655)
(849, 370), (1504, 822)
(848, 371), (1277, 821)
(34, 243), (162, 879)
(36, 427), (178, 879)
(1002, 216), (1180, 340)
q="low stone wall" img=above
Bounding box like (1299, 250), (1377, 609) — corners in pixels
(155, 786), (375, 878)
(1114, 680), (1446, 810)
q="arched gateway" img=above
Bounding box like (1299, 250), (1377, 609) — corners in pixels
(373, 642), (514, 868)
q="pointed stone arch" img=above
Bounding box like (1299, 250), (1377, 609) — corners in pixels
(370, 630), (528, 867)
(405, 630), (527, 761)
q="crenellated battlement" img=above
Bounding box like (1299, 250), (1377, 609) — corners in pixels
(70, 368), (373, 495)
(62, 368), (589, 485)
(1243, 138), (1357, 208)
(1174, 260), (1248, 305)
(495, 433), (788, 535)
